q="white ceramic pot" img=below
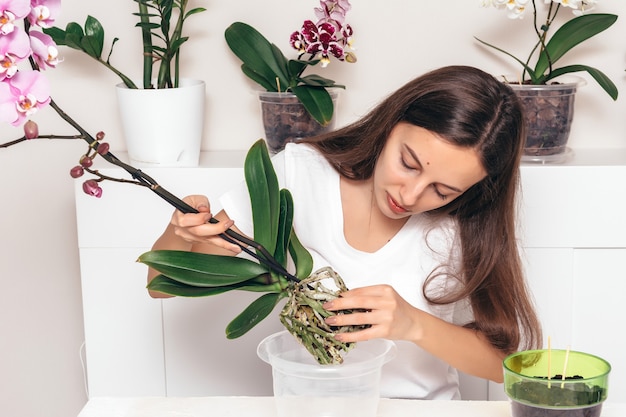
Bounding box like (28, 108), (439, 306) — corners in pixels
(116, 78), (205, 167)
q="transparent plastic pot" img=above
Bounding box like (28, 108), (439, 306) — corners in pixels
(506, 76), (586, 164)
(258, 330), (396, 417)
(257, 90), (339, 154)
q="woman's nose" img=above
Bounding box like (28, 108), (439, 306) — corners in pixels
(400, 179), (428, 206)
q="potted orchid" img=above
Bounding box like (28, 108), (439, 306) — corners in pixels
(225, 0), (356, 153)
(476, 0), (618, 161)
(42, 1), (207, 167)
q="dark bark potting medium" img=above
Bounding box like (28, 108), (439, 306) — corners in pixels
(510, 375), (606, 417)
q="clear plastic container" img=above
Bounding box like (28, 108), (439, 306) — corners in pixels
(256, 90), (339, 154)
(257, 330), (396, 417)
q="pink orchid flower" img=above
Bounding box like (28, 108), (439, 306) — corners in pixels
(29, 29), (59, 68)
(28, 0), (61, 28)
(0, 79), (16, 123)
(0, 27), (31, 80)
(0, 0), (31, 35)
(1, 69), (50, 125)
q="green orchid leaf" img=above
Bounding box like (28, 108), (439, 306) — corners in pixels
(542, 65), (618, 100)
(148, 275), (242, 297)
(289, 229), (313, 279)
(286, 59), (309, 85)
(225, 22), (290, 92)
(274, 189), (294, 268)
(534, 14), (618, 79)
(83, 15), (105, 58)
(241, 64), (275, 91)
(246, 139), (280, 256)
(291, 85), (334, 126)
(299, 74), (343, 88)
(147, 274), (282, 297)
(270, 43), (291, 90)
(138, 250), (268, 287)
(226, 292), (284, 339)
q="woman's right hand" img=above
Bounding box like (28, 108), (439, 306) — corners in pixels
(168, 195), (242, 254)
(148, 195), (241, 298)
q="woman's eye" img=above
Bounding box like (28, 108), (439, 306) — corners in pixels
(433, 185), (448, 201)
(401, 157), (416, 170)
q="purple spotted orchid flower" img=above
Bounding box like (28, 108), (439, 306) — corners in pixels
(290, 0), (356, 67)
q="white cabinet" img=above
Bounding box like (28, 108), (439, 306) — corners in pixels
(76, 151), (280, 398)
(75, 150), (626, 401)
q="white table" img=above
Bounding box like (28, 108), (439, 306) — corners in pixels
(77, 397), (626, 417)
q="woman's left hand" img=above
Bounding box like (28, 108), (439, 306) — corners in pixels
(322, 284), (422, 343)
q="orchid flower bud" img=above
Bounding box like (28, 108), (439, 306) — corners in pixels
(82, 179), (103, 198)
(70, 166), (84, 178)
(24, 120), (39, 139)
(79, 155), (93, 168)
(96, 142), (110, 155)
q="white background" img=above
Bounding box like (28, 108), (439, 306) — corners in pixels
(1, 1), (625, 416)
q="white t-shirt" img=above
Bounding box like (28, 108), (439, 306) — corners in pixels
(220, 143), (468, 400)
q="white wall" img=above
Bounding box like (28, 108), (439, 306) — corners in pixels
(0, 1), (624, 416)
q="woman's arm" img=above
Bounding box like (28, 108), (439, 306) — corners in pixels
(146, 195), (243, 298)
(322, 284), (507, 382)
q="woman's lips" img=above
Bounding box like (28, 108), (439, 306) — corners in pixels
(387, 193), (408, 214)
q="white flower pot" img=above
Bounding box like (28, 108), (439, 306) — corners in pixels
(116, 78), (205, 167)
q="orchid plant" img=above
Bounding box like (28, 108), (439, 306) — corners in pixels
(476, 0), (618, 100)
(1, 0), (360, 365)
(225, 0), (356, 126)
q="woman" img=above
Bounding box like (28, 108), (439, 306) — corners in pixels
(148, 65), (542, 399)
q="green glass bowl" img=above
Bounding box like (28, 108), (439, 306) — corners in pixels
(503, 349), (610, 417)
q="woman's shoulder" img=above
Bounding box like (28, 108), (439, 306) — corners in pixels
(283, 142), (333, 173)
(284, 142), (323, 159)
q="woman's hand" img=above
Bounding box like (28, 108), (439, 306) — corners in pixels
(169, 195), (242, 254)
(323, 284), (422, 343)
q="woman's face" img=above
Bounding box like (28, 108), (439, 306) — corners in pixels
(373, 122), (486, 219)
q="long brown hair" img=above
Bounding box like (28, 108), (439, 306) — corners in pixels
(303, 65), (541, 353)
